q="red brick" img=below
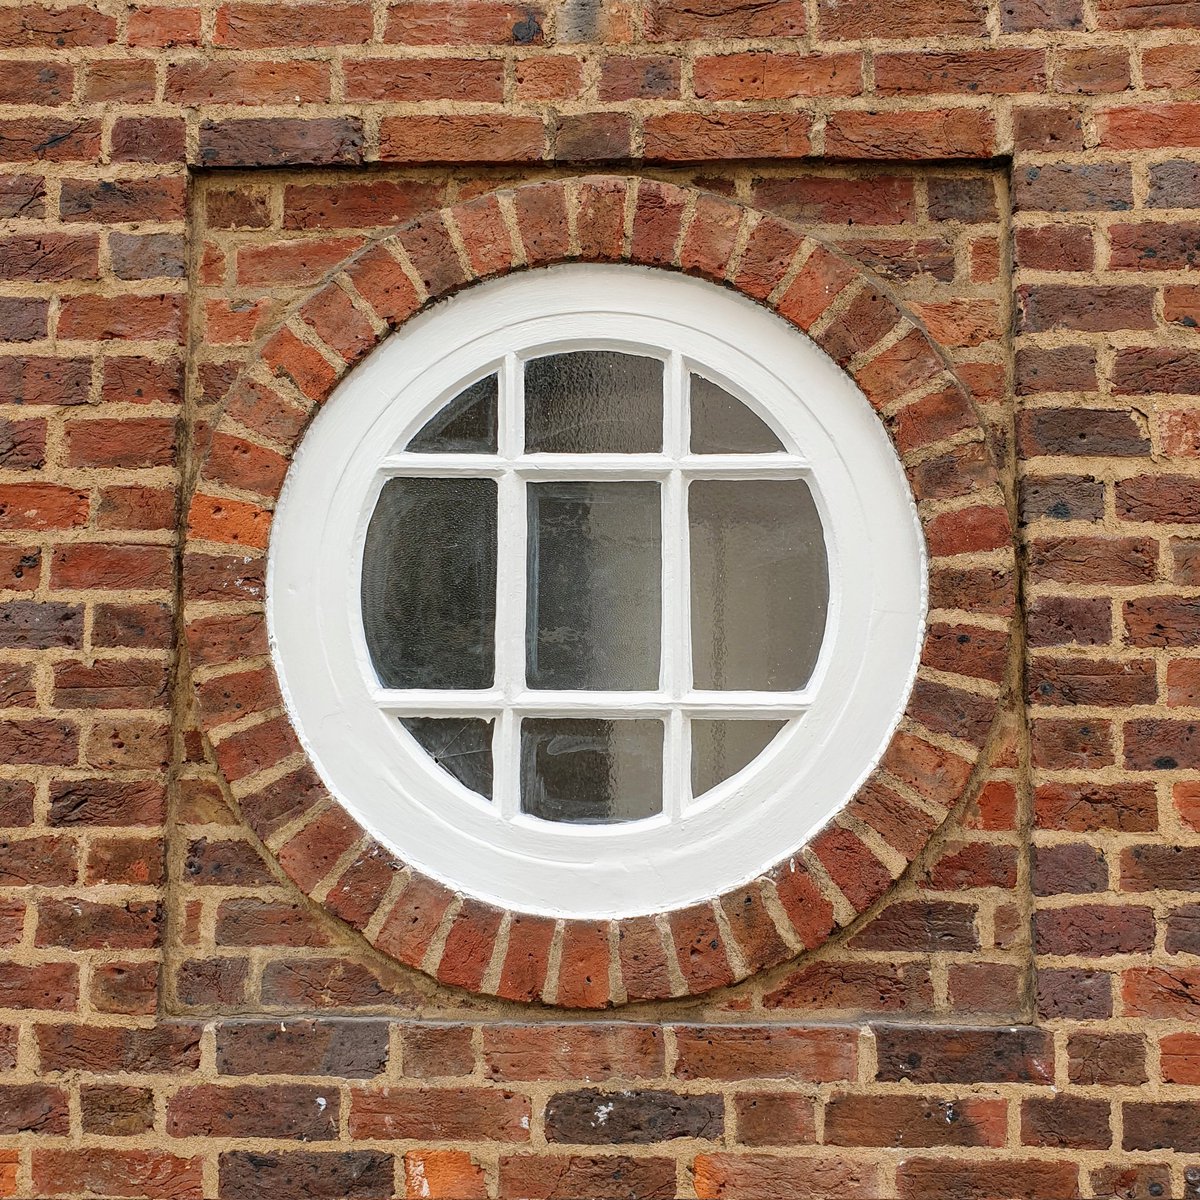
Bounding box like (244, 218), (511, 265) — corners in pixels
(81, 1084), (155, 1135)
(382, 1), (545, 44)
(260, 957), (422, 1008)
(694, 52), (861, 99)
(111, 116), (185, 162)
(0, 60), (72, 104)
(516, 55), (584, 100)
(404, 1024), (473, 1078)
(694, 1152), (879, 1199)
(374, 874), (455, 967)
(1100, 0), (1200, 26)
(217, 897), (330, 950)
(404, 1150), (487, 1198)
(168, 1083), (338, 1139)
(33, 1150), (202, 1199)
(344, 57), (504, 102)
(553, 111), (633, 161)
(84, 60), (156, 102)
(825, 109), (995, 158)
(895, 1157), (1080, 1200)
(0, 962), (77, 1011)
(669, 902), (735, 992)
(646, 0), (805, 38)
(500, 1153), (676, 1199)
(1068, 1031), (1147, 1084)
(617, 915), (673, 1002)
(1159, 1032), (1200, 1084)
(644, 112), (811, 161)
(350, 1086), (530, 1141)
(0, 5), (115, 47)
(379, 114), (544, 163)
(826, 1094), (1007, 1148)
(1123, 966), (1200, 1019)
(482, 1023), (664, 1081)
(877, 49), (1043, 94)
(1020, 284), (1154, 332)
(733, 1093), (816, 1146)
(675, 1026), (855, 1082)
(1099, 101), (1200, 149)
(58, 294), (182, 341)
(764, 961), (933, 1013)
(0, 233), (99, 282)
(167, 58), (330, 104)
(1056, 46), (1131, 92)
(283, 179), (442, 230)
(0, 117), (100, 161)
(599, 55), (679, 100)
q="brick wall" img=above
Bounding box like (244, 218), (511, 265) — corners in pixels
(1, 0), (1199, 1196)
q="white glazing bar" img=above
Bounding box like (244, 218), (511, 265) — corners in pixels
(374, 688), (813, 715)
(378, 454), (810, 477)
(677, 455), (811, 476)
(661, 352), (689, 821)
(493, 353), (526, 819)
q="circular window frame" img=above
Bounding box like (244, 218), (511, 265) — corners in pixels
(184, 175), (1015, 1004)
(269, 264), (927, 919)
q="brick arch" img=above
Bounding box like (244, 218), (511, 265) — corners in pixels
(183, 174), (1016, 1008)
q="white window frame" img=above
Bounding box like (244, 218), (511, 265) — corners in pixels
(268, 264), (927, 919)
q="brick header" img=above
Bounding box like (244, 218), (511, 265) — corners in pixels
(182, 174), (1015, 1006)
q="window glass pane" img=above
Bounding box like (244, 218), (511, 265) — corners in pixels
(362, 477), (496, 688)
(525, 351), (663, 453)
(689, 479), (828, 690)
(402, 717), (494, 799)
(521, 718), (663, 823)
(406, 374), (498, 454)
(690, 375), (784, 454)
(527, 481), (661, 690)
(691, 719), (787, 798)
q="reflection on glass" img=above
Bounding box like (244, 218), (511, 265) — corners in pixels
(689, 479), (827, 690)
(361, 477), (497, 688)
(521, 718), (663, 823)
(527, 481), (661, 690)
(525, 351), (663, 453)
(690, 375), (784, 454)
(691, 719), (787, 798)
(402, 717), (494, 799)
(407, 374), (498, 453)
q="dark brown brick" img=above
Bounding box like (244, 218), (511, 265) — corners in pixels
(875, 1026), (1053, 1083)
(545, 1089), (723, 1144)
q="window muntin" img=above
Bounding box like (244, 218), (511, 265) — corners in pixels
(361, 351), (827, 823)
(269, 265), (926, 918)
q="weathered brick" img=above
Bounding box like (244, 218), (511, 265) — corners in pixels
(875, 1026), (1053, 1083)
(546, 1089), (723, 1143)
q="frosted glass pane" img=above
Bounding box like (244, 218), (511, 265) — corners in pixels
(692, 719), (787, 798)
(689, 479), (827, 690)
(361, 477), (496, 688)
(521, 718), (663, 823)
(525, 351), (663, 453)
(527, 481), (661, 690)
(402, 717), (493, 799)
(407, 374), (497, 453)
(690, 375), (784, 454)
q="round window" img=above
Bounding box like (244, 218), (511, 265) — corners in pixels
(268, 264), (926, 919)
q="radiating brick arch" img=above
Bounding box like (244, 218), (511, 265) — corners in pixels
(183, 175), (1016, 1008)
